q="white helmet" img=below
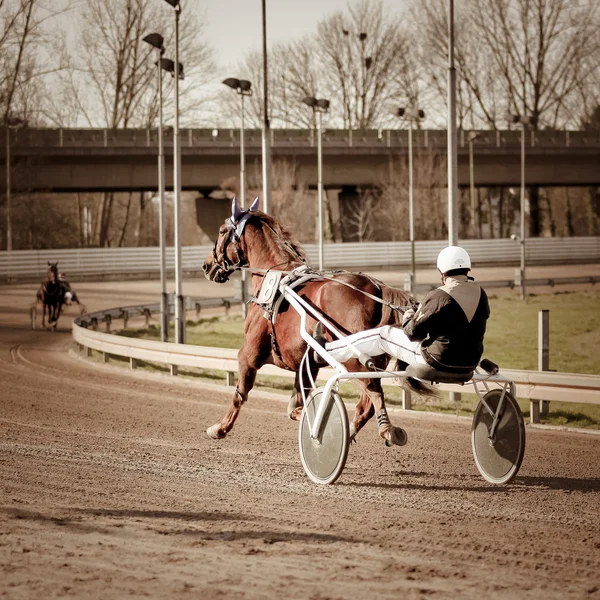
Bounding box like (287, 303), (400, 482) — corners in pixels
(437, 246), (471, 273)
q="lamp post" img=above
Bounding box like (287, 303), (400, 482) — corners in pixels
(4, 117), (25, 252)
(261, 0), (271, 214)
(508, 113), (537, 300)
(394, 107), (424, 293)
(222, 78), (252, 208)
(161, 0), (185, 344)
(468, 131), (479, 236)
(143, 32), (170, 342)
(447, 0), (459, 246)
(223, 77), (252, 317)
(302, 96), (330, 271)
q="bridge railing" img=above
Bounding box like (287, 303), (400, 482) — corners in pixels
(1, 237), (598, 281)
(6, 127), (600, 150)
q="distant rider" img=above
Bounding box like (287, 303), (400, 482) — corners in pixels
(59, 272), (79, 305)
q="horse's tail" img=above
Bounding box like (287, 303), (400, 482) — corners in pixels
(376, 284), (418, 328)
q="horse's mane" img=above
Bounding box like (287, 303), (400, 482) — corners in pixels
(378, 283), (417, 327)
(251, 211), (307, 263)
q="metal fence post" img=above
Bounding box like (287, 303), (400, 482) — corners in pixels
(537, 309), (550, 419)
(402, 389), (412, 410)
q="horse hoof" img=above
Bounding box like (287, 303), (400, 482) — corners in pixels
(287, 397), (302, 420)
(349, 422), (358, 442)
(288, 406), (303, 421)
(206, 424), (225, 439)
(383, 427), (408, 447)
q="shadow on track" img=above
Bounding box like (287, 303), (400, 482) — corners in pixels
(1, 507), (356, 544)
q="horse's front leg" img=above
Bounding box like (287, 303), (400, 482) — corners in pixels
(287, 362), (319, 421)
(206, 356), (258, 439)
(207, 309), (271, 440)
(54, 302), (64, 327)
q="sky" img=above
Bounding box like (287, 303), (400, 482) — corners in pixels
(48, 0), (407, 126)
(192, 0), (404, 70)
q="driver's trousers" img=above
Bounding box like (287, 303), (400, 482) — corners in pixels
(325, 325), (427, 365)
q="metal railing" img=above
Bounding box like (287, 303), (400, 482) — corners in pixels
(72, 301), (600, 418)
(75, 295), (239, 333)
(1, 237), (598, 281)
(5, 127), (600, 151)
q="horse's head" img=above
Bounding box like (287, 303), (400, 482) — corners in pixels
(203, 196), (260, 283)
(47, 262), (59, 284)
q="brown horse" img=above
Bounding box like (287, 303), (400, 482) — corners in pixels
(202, 198), (418, 446)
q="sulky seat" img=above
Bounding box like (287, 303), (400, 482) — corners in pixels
(405, 363), (473, 384)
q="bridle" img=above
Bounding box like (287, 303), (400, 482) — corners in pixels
(208, 211), (309, 281)
(208, 214), (251, 279)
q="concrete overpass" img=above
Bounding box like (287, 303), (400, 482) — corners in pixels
(2, 127), (600, 194)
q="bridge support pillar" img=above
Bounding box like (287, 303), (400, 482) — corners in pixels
(194, 190), (229, 242)
(338, 186), (360, 242)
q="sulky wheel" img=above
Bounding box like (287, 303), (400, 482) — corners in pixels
(298, 387), (349, 485)
(472, 389), (526, 484)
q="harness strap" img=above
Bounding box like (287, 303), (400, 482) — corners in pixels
(242, 266), (412, 314)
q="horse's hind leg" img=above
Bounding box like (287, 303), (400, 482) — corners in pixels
(349, 391), (375, 440)
(358, 378), (407, 447)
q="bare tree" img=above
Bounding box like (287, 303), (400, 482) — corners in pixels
(0, 0), (72, 124)
(220, 0), (415, 130)
(416, 0), (600, 130)
(316, 0), (412, 129)
(47, 0), (215, 247)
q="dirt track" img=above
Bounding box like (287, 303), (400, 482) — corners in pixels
(1, 283), (599, 599)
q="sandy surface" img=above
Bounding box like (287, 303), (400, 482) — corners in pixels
(1, 281), (599, 599)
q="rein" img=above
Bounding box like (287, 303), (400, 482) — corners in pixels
(241, 265), (413, 314)
(211, 212), (412, 314)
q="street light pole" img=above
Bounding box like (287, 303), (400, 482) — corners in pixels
(302, 96), (330, 271)
(143, 32), (169, 342)
(408, 123), (415, 286)
(157, 55), (169, 342)
(261, 0), (271, 213)
(4, 117), (24, 252)
(393, 107), (424, 293)
(519, 122), (526, 300)
(5, 126), (11, 252)
(161, 0), (185, 343)
(508, 113), (536, 300)
(468, 131), (479, 235)
(240, 92), (246, 208)
(316, 108), (324, 271)
(222, 78), (253, 315)
(447, 0), (459, 246)
(173, 2), (184, 344)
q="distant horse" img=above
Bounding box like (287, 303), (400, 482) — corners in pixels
(202, 198), (419, 446)
(31, 262), (66, 330)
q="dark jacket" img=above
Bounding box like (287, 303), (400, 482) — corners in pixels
(403, 275), (490, 372)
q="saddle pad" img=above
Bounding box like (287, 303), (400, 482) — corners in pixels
(254, 271), (283, 307)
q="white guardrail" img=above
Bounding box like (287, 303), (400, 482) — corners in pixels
(72, 302), (600, 423)
(2, 237), (599, 280)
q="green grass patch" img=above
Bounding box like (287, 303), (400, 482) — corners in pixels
(111, 290), (600, 428)
(485, 291), (600, 375)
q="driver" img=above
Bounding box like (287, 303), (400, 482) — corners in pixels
(59, 272), (78, 305)
(319, 246), (490, 374)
